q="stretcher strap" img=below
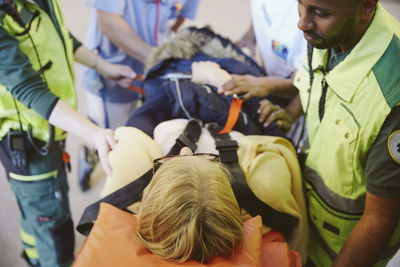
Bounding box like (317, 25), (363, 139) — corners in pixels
(219, 98), (243, 134)
(167, 119), (202, 156)
(209, 123), (298, 240)
(129, 74), (146, 97)
(76, 169), (153, 236)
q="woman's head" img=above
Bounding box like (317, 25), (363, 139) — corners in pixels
(135, 155), (243, 263)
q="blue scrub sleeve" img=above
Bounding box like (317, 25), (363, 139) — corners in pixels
(180, 0), (200, 19)
(92, 0), (126, 15)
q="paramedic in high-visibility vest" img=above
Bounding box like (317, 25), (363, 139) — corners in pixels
(0, 0), (137, 266)
(220, 0), (400, 266)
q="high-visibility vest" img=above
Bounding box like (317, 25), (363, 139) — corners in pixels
(294, 4), (400, 266)
(0, 0), (77, 142)
(73, 203), (301, 267)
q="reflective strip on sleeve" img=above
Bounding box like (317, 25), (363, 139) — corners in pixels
(9, 170), (58, 181)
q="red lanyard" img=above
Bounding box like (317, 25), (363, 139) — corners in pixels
(154, 0), (160, 46)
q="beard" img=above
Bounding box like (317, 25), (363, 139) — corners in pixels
(306, 15), (358, 51)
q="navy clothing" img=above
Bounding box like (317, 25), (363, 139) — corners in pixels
(126, 54), (287, 138)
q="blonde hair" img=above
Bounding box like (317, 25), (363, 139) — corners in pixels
(135, 156), (243, 263)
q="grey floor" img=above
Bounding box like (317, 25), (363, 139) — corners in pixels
(0, 0), (399, 266)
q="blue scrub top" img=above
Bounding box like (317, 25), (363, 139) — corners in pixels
(81, 0), (199, 95)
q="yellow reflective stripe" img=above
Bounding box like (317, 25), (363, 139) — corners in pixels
(20, 228), (36, 246)
(25, 247), (39, 260)
(10, 170), (58, 181)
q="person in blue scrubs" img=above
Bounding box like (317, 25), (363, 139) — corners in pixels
(79, 0), (200, 191)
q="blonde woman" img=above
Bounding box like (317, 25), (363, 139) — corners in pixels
(136, 150), (243, 263)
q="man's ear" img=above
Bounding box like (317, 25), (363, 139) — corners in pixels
(359, 0), (378, 20)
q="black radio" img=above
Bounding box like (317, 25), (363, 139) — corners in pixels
(7, 130), (29, 169)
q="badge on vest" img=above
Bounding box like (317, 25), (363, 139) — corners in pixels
(388, 130), (400, 164)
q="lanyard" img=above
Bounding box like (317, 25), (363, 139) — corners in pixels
(154, 0), (160, 46)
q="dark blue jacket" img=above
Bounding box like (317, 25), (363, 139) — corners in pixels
(126, 27), (286, 138)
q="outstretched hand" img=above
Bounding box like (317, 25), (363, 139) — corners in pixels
(258, 99), (293, 132)
(221, 75), (272, 100)
(97, 61), (137, 88)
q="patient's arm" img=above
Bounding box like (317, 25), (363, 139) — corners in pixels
(191, 61), (232, 91)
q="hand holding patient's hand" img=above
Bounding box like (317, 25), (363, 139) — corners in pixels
(222, 75), (273, 100)
(93, 128), (117, 177)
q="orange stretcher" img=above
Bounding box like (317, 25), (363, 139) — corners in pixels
(73, 203), (301, 267)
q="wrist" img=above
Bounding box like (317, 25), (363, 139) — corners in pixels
(93, 57), (106, 73)
(92, 56), (100, 72)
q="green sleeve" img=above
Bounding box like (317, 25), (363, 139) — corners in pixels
(0, 25), (59, 119)
(365, 105), (400, 198)
(69, 32), (82, 52)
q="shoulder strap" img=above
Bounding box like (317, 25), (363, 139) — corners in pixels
(167, 118), (202, 155)
(208, 123), (298, 240)
(76, 119), (203, 236)
(76, 169), (153, 236)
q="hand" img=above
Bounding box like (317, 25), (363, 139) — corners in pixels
(221, 75), (272, 100)
(191, 61), (231, 90)
(96, 60), (137, 88)
(93, 128), (117, 177)
(258, 99), (293, 132)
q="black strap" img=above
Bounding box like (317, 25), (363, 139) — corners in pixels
(208, 123), (298, 240)
(76, 169), (153, 236)
(166, 118), (202, 156)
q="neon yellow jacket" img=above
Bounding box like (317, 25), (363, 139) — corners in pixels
(294, 4), (400, 266)
(0, 0), (77, 142)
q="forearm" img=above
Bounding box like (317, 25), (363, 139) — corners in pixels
(74, 45), (136, 84)
(333, 193), (400, 267)
(97, 10), (152, 63)
(49, 100), (116, 176)
(260, 77), (298, 96)
(74, 45), (104, 70)
(333, 215), (396, 266)
(285, 94), (304, 122)
(48, 100), (100, 146)
(241, 23), (256, 45)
